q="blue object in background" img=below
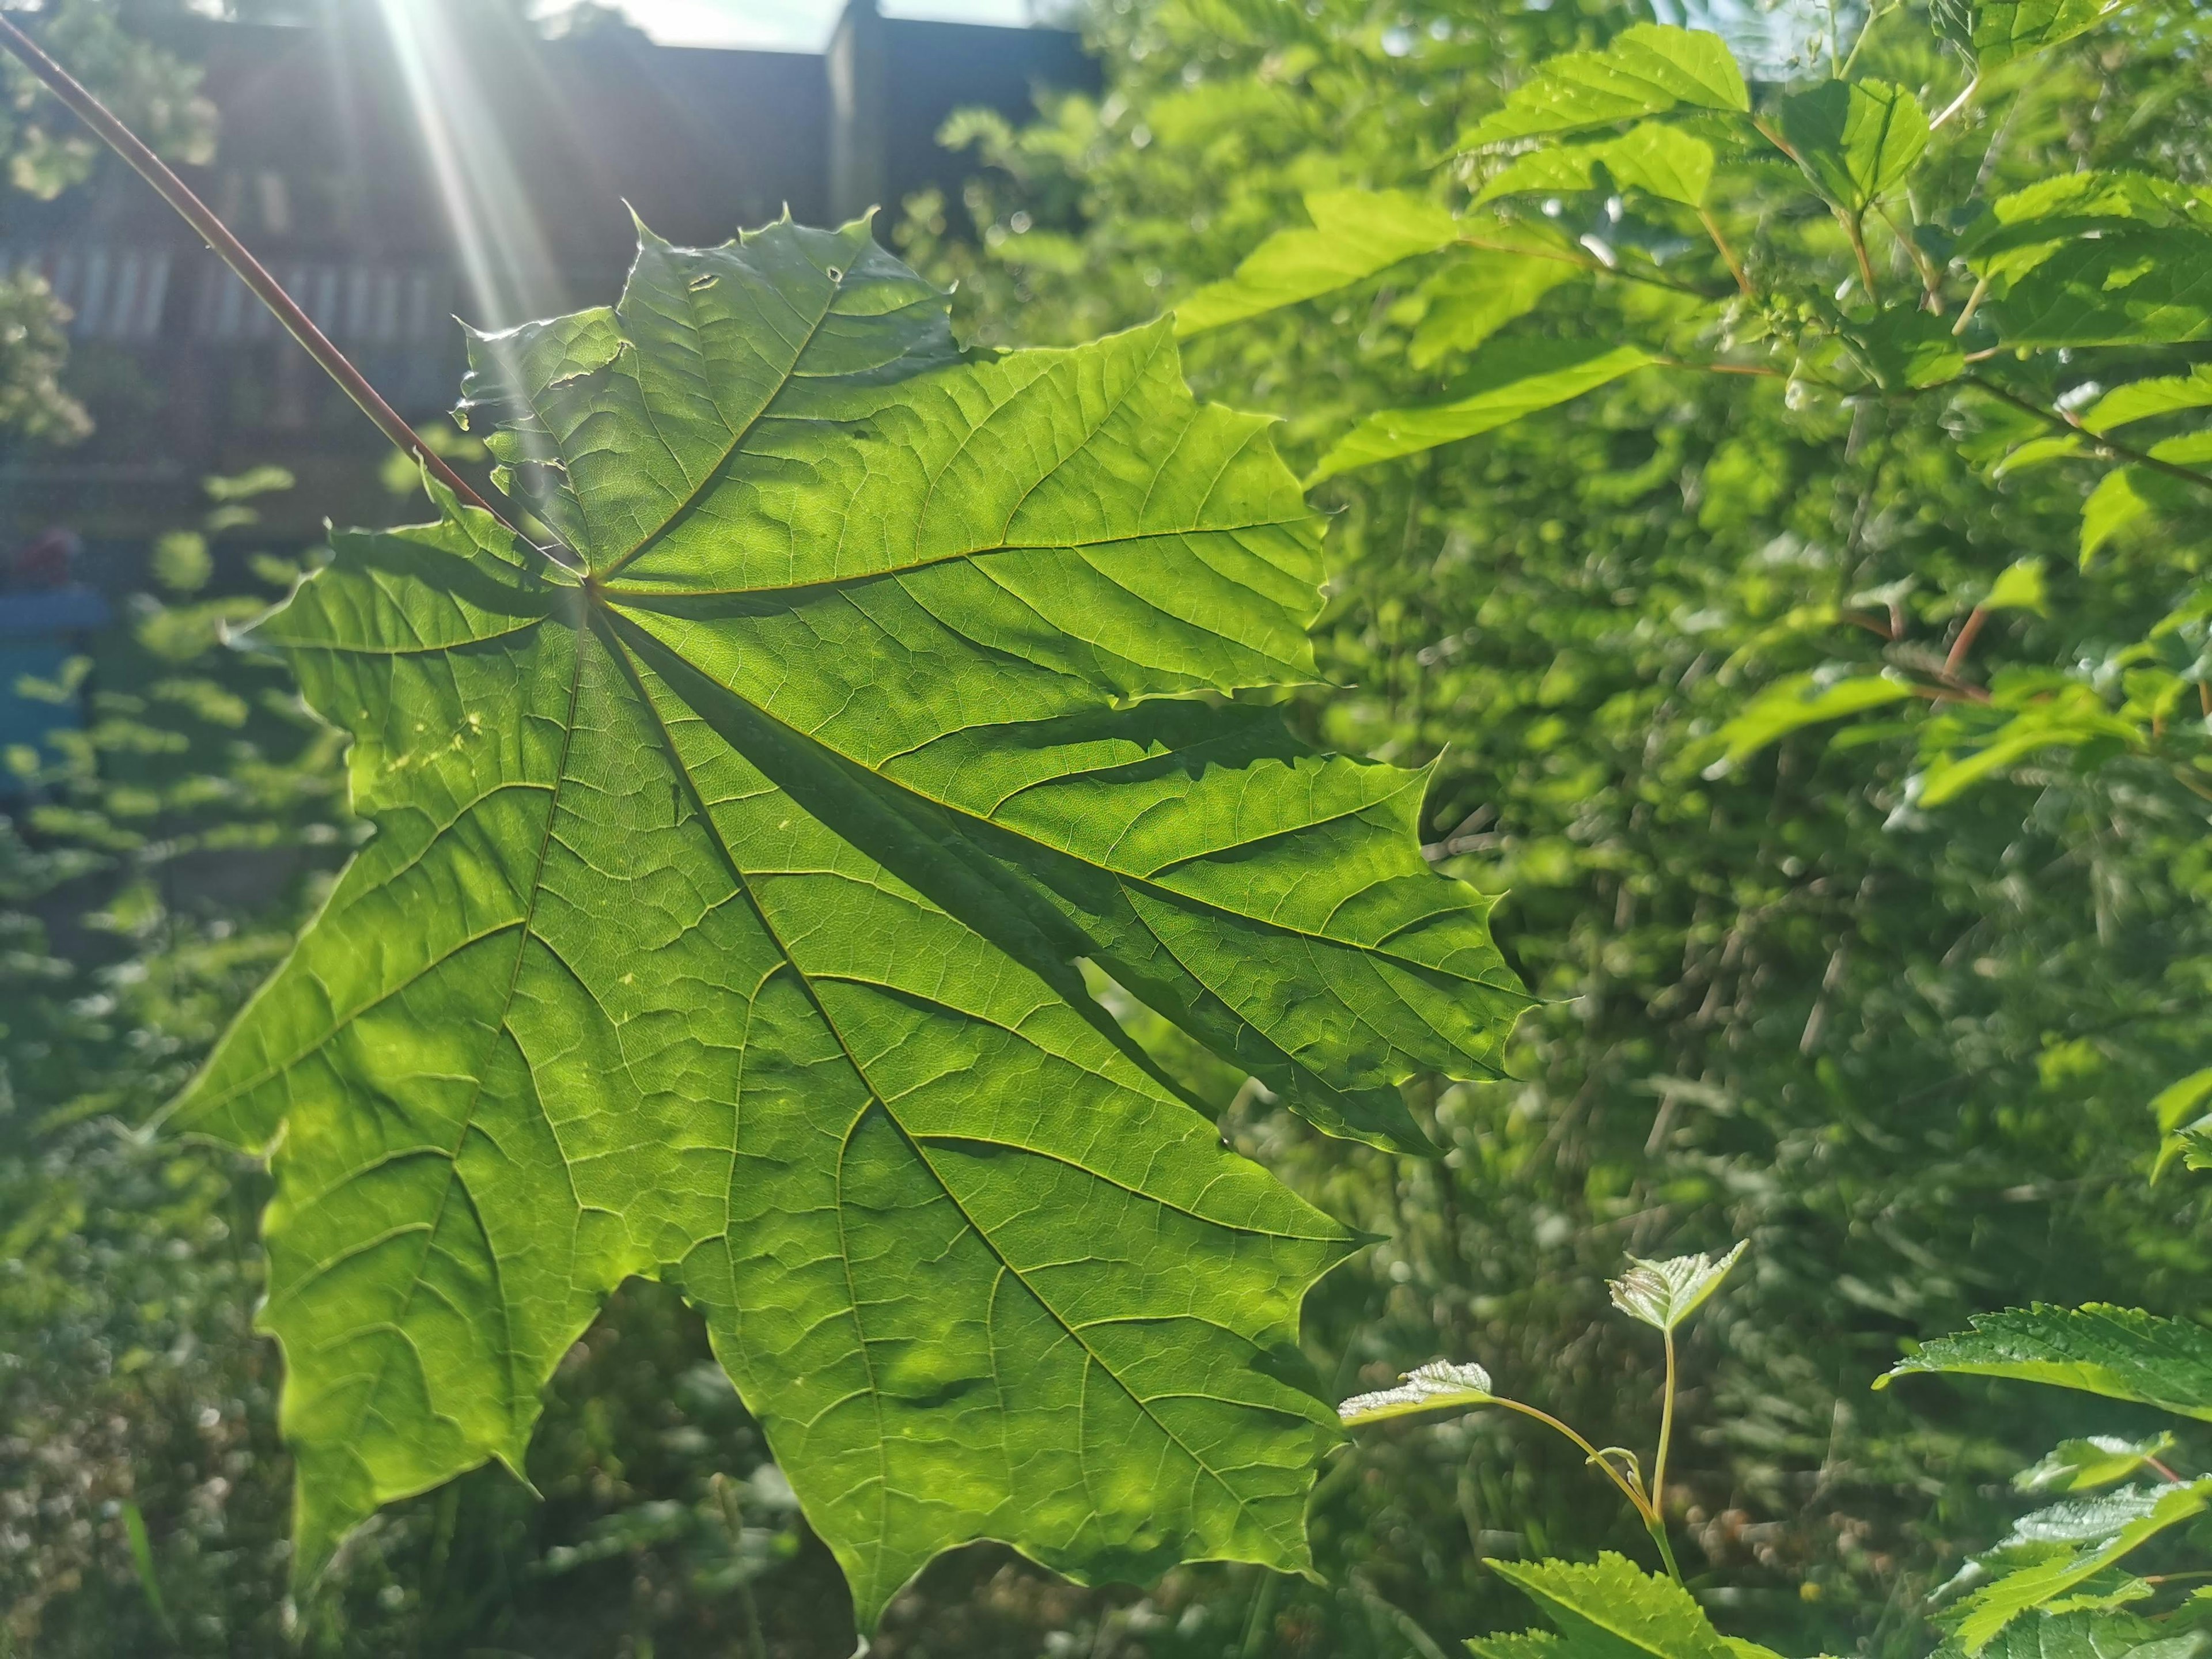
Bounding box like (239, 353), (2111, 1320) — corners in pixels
(0, 545), (110, 791)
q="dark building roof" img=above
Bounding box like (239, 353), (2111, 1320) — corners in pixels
(0, 1), (1094, 547)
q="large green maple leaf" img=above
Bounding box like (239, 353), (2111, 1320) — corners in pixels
(170, 218), (1528, 1624)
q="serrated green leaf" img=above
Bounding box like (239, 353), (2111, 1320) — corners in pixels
(1880, 1304), (2212, 1421)
(1991, 435), (2085, 476)
(1607, 1241), (1746, 1332)
(1711, 673), (1921, 767)
(1468, 1635), (1573, 1659)
(1489, 1553), (1771, 1659)
(169, 217), (1536, 1624)
(1974, 0), (2139, 67)
(1459, 25), (1748, 147)
(1478, 123), (1716, 209)
(1990, 230), (2212, 347)
(2081, 366), (2212, 433)
(1960, 172), (2210, 273)
(1955, 1481), (2212, 1651)
(2018, 1434), (2177, 1494)
(1175, 189), (1461, 335)
(1310, 340), (1653, 482)
(1933, 1609), (2209, 1659)
(1777, 81), (1930, 213)
(1339, 1359), (1495, 1425)
(1407, 253), (1576, 370)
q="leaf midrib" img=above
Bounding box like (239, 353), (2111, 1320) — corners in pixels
(601, 617), (1300, 1539)
(608, 592), (1518, 994)
(592, 262), (850, 581)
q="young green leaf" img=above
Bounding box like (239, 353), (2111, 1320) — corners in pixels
(1607, 1241), (1747, 1332)
(1983, 559), (2048, 616)
(1954, 1482), (2212, 1651)
(1476, 122), (1717, 209)
(1880, 1304), (2212, 1421)
(2081, 366), (2212, 433)
(2081, 468), (2151, 564)
(1709, 674), (1921, 768)
(1338, 1359), (1495, 1425)
(1776, 81), (1930, 213)
(1175, 189), (1461, 335)
(2152, 1068), (2212, 1180)
(169, 218), (1535, 1624)
(1459, 24), (1748, 147)
(1487, 1554), (1781, 1659)
(1972, 0), (2139, 68)
(1406, 252), (1575, 370)
(1309, 340), (1653, 482)
(2016, 1434), (2177, 1495)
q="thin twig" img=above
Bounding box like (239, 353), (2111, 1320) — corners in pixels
(1943, 605), (1990, 679)
(1697, 208), (1752, 298)
(0, 12), (515, 535)
(1456, 233), (1723, 300)
(1965, 376), (2212, 498)
(1930, 74), (1980, 131)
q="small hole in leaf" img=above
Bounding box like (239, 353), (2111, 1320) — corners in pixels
(688, 273), (718, 291)
(825, 266), (843, 282)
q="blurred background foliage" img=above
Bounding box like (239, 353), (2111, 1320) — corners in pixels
(3, 0), (2210, 1654)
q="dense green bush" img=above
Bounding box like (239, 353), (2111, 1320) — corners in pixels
(901, 0), (2212, 1649)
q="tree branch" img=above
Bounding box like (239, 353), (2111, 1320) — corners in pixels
(0, 12), (521, 539)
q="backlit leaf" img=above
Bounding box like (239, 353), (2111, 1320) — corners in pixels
(1607, 1241), (1747, 1332)
(170, 217), (1535, 1624)
(1777, 80), (1930, 213)
(1710, 673), (1921, 767)
(2081, 366), (2212, 433)
(2081, 468), (2152, 563)
(1459, 25), (1748, 147)
(1880, 1303), (2212, 1421)
(1476, 122), (1716, 209)
(1974, 0), (2139, 67)
(1175, 189), (1461, 335)
(1984, 559), (2048, 615)
(1309, 340), (1653, 482)
(1407, 252), (1576, 370)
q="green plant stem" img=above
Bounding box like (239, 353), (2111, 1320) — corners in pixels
(0, 11), (513, 536)
(1952, 274), (1990, 335)
(1641, 1327), (1687, 1582)
(1488, 1397), (1658, 1525)
(1698, 209), (1753, 297)
(1931, 74), (1980, 131)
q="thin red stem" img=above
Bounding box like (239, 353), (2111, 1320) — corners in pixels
(0, 12), (514, 534)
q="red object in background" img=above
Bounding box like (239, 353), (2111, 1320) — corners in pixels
(12, 527), (81, 589)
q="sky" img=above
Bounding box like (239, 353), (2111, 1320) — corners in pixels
(592, 0), (1032, 51)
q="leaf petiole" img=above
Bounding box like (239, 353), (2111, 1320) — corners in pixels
(0, 13), (516, 537)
